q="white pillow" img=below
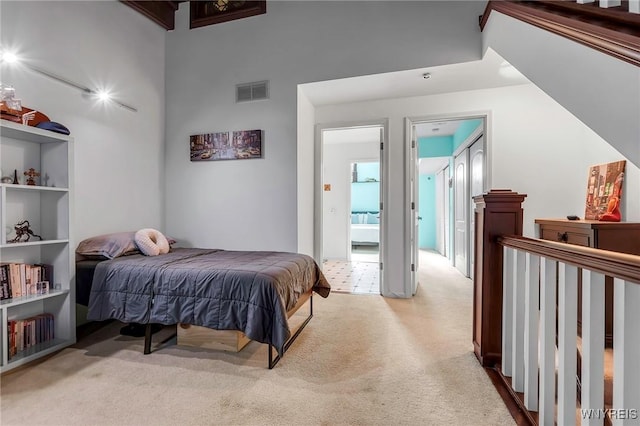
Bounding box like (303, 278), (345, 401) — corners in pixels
(134, 228), (170, 256)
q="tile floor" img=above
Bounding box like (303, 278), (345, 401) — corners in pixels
(323, 245), (380, 295)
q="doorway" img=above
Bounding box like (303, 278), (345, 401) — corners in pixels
(407, 115), (487, 290)
(350, 161), (380, 265)
(318, 124), (384, 295)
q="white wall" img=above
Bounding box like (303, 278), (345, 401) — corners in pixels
(164, 1), (486, 251)
(313, 83), (640, 297)
(483, 11), (640, 168)
(0, 1), (166, 243)
(322, 139), (379, 260)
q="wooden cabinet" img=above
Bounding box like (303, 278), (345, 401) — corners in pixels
(0, 121), (75, 373)
(535, 218), (640, 346)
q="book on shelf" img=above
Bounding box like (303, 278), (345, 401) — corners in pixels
(0, 263), (53, 300)
(6, 313), (55, 360)
(0, 263), (12, 300)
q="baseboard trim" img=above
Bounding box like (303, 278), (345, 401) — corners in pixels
(483, 365), (538, 426)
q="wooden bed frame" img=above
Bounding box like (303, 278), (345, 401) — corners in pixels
(142, 289), (314, 369)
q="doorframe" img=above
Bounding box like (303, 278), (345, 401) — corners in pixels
(315, 118), (389, 292)
(404, 111), (492, 290)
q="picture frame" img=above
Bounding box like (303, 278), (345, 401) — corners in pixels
(190, 1), (267, 29)
(190, 132), (229, 161)
(190, 129), (263, 161)
(584, 160), (626, 221)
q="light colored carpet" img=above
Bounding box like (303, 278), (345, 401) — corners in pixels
(0, 251), (514, 426)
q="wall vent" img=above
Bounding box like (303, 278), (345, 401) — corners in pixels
(236, 80), (269, 102)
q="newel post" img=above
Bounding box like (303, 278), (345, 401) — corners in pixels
(473, 189), (527, 367)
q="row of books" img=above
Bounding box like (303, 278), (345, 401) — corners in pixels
(0, 263), (53, 300)
(7, 313), (55, 359)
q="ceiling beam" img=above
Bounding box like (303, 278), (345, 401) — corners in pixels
(121, 1), (181, 31)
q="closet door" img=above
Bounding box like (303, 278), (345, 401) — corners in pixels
(453, 151), (468, 277)
(468, 136), (484, 281)
(435, 169), (445, 256)
(443, 165), (451, 261)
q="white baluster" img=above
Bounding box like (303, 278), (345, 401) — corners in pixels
(613, 278), (640, 426)
(558, 263), (578, 426)
(600, 0), (622, 7)
(512, 250), (526, 393)
(581, 270), (605, 426)
(630, 0), (640, 14)
(524, 253), (540, 411)
(539, 258), (557, 426)
(503, 246), (514, 377)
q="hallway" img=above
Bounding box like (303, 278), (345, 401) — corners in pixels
(323, 248), (467, 295)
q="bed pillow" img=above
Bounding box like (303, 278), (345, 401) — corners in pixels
(76, 232), (140, 260)
(351, 213), (367, 224)
(367, 213), (380, 224)
(76, 231), (177, 260)
(134, 228), (170, 256)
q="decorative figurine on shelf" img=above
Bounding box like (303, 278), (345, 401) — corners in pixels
(8, 220), (43, 243)
(23, 168), (40, 186)
(0, 83), (22, 123)
(0, 168), (12, 184)
(12, 169), (19, 184)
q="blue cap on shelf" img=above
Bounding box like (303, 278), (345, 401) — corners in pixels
(35, 121), (70, 135)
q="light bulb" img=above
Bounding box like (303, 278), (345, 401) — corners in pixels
(96, 90), (111, 101)
(1, 50), (19, 64)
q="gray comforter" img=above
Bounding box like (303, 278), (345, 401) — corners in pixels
(87, 248), (331, 353)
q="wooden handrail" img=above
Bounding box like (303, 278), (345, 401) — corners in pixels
(481, 1), (640, 67)
(499, 235), (640, 284)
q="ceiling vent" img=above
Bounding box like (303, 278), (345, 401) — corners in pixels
(236, 80), (269, 102)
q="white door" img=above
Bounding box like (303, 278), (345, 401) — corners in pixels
(454, 150), (468, 277)
(468, 136), (484, 280)
(409, 125), (419, 294)
(443, 165), (451, 261)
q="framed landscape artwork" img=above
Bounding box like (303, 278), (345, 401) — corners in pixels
(190, 129), (262, 161)
(584, 160), (626, 221)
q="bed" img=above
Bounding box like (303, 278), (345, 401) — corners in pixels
(351, 211), (380, 245)
(77, 235), (330, 368)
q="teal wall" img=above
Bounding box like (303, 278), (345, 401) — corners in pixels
(417, 118), (482, 251)
(417, 135), (453, 250)
(351, 162), (379, 212)
(355, 162), (379, 182)
(419, 174), (436, 248)
(351, 182), (379, 212)
(452, 119), (482, 151)
(418, 135), (452, 158)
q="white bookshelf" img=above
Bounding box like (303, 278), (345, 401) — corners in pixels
(0, 120), (75, 373)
